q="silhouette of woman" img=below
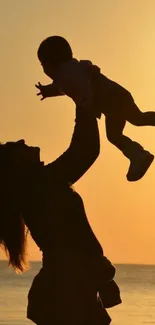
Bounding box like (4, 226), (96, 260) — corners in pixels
(0, 105), (119, 324)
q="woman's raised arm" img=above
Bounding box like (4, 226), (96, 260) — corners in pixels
(44, 106), (100, 186)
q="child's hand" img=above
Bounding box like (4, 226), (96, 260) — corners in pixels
(35, 82), (64, 99)
(35, 82), (50, 100)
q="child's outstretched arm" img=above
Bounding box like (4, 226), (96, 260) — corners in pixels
(35, 82), (64, 100)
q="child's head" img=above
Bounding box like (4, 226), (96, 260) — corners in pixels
(37, 36), (73, 78)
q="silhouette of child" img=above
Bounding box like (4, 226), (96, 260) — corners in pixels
(36, 35), (154, 181)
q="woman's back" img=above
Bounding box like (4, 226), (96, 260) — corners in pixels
(24, 179), (103, 257)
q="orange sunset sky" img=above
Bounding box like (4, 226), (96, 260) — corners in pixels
(0, 0), (155, 264)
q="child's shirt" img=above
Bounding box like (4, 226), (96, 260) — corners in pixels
(53, 59), (94, 111)
(53, 58), (127, 118)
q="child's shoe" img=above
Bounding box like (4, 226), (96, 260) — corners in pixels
(127, 150), (154, 181)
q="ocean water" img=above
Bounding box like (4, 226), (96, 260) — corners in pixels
(0, 261), (155, 325)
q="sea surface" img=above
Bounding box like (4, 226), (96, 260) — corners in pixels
(0, 261), (155, 325)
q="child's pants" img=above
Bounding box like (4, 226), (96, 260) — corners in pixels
(104, 91), (155, 160)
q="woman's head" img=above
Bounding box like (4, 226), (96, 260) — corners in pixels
(0, 139), (41, 167)
(0, 139), (41, 272)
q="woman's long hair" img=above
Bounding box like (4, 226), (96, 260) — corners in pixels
(0, 141), (29, 273)
(0, 199), (28, 273)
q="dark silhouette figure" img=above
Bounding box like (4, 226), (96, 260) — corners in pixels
(36, 35), (155, 182)
(0, 106), (121, 324)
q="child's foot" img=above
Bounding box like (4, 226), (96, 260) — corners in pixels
(127, 150), (154, 182)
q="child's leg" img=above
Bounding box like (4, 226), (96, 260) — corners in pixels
(105, 112), (154, 181)
(105, 113), (143, 159)
(124, 94), (155, 126)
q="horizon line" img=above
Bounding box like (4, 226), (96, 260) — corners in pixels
(0, 259), (155, 266)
